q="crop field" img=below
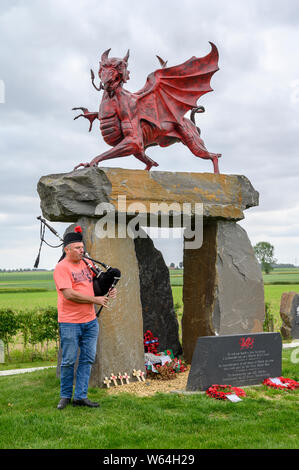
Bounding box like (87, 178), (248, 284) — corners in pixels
(0, 268), (299, 330)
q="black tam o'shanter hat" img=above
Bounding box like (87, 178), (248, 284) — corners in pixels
(63, 226), (83, 247)
(56, 226), (84, 263)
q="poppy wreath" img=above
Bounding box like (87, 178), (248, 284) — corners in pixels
(206, 384), (246, 400)
(262, 377), (299, 390)
(144, 330), (159, 354)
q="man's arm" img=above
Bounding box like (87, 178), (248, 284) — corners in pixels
(61, 288), (110, 308)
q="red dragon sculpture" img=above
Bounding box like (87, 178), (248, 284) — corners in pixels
(73, 43), (221, 173)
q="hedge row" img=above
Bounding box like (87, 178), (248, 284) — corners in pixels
(0, 307), (59, 360)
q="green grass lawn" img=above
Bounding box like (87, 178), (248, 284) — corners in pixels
(0, 348), (299, 449)
(1, 271), (299, 449)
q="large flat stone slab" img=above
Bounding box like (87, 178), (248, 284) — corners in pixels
(37, 167), (259, 223)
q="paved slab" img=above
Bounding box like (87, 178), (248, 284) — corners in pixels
(0, 366), (56, 377)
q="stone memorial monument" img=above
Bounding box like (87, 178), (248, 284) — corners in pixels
(37, 167), (265, 385)
(36, 44), (265, 387)
(280, 291), (299, 340)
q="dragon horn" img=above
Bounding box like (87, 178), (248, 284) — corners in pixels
(123, 49), (130, 62)
(101, 48), (111, 62)
(156, 55), (168, 68)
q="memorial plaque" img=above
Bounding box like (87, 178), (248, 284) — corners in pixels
(186, 332), (282, 391)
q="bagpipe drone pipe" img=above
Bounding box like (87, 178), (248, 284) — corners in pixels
(34, 216), (121, 314)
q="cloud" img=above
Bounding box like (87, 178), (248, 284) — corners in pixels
(0, 0), (299, 269)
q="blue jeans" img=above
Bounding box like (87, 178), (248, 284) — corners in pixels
(59, 318), (99, 400)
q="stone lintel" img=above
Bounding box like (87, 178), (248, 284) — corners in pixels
(37, 167), (259, 224)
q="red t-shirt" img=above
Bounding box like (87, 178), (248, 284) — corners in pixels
(53, 258), (96, 323)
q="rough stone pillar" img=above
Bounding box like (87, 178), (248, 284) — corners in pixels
(134, 229), (182, 356)
(182, 220), (265, 363)
(79, 217), (145, 386)
(182, 220), (217, 362)
(280, 292), (299, 339)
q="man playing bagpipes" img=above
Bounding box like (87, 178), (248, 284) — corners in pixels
(53, 226), (117, 410)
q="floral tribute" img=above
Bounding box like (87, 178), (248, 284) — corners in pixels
(143, 332), (188, 380)
(262, 377), (299, 390)
(206, 384), (246, 400)
(147, 362), (177, 380)
(146, 357), (188, 381)
(144, 330), (159, 354)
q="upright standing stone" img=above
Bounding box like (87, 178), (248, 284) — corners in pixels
(79, 217), (145, 387)
(280, 292), (299, 339)
(134, 230), (182, 356)
(182, 220), (264, 363)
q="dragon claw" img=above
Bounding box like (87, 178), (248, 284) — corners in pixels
(73, 162), (91, 170)
(145, 161), (159, 171)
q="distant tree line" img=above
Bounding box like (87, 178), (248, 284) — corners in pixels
(0, 268), (52, 272)
(273, 263), (298, 268)
(169, 262), (183, 269)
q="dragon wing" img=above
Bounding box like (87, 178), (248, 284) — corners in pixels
(135, 42), (219, 129)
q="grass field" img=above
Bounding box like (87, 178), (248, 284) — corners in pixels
(0, 348), (299, 449)
(1, 268), (299, 329)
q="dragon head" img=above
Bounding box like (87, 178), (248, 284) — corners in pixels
(99, 49), (130, 96)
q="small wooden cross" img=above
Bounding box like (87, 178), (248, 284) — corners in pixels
(139, 370), (146, 382)
(123, 372), (130, 384)
(118, 372), (124, 385)
(103, 376), (111, 388)
(110, 373), (118, 386)
(133, 369), (142, 382)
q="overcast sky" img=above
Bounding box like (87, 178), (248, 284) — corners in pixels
(0, 0), (299, 269)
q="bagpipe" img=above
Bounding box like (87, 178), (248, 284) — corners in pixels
(35, 216), (121, 316)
